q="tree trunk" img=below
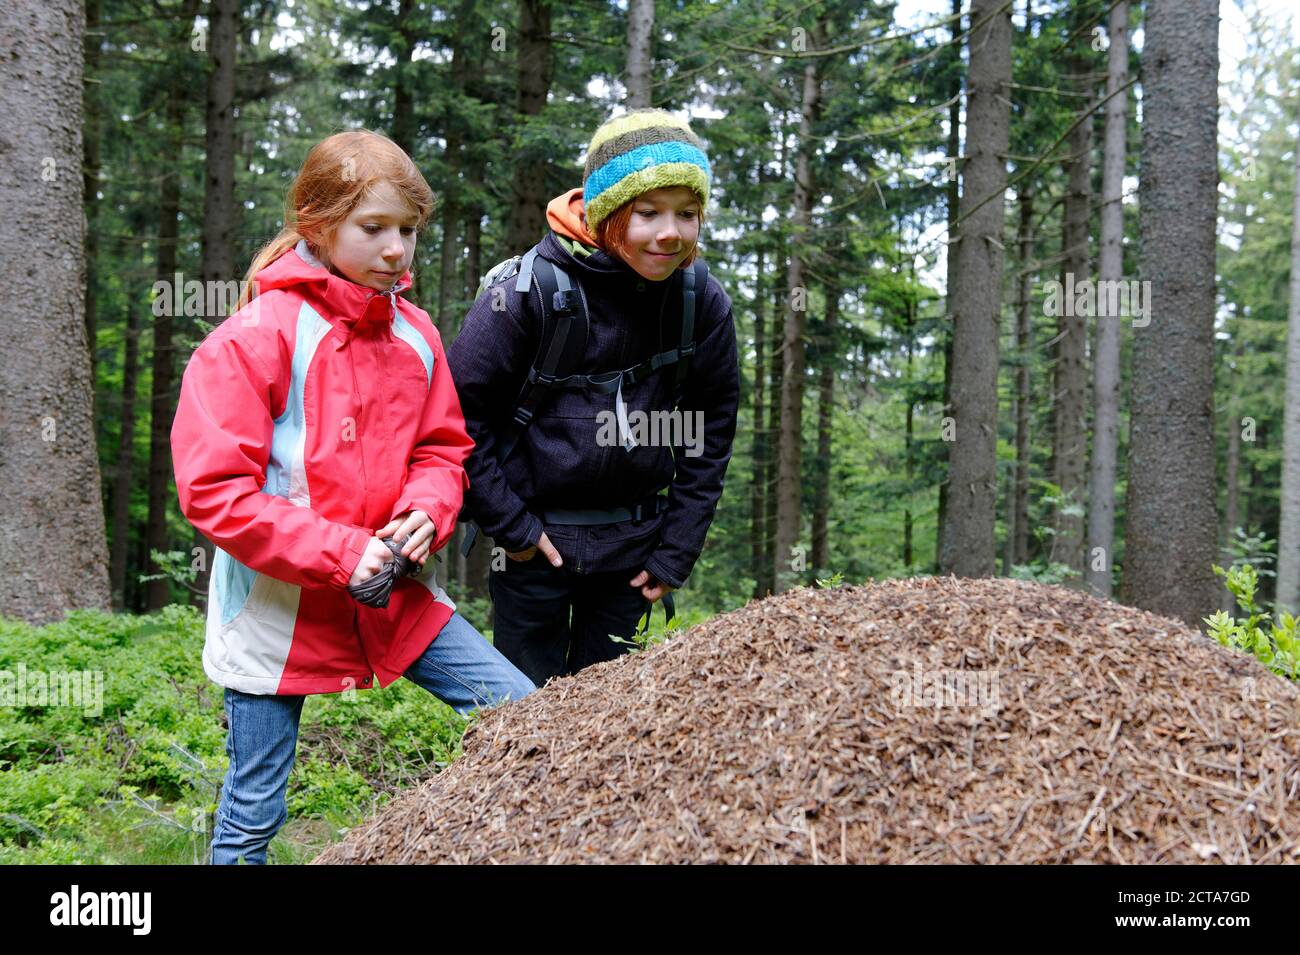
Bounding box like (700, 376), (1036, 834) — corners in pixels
(625, 0), (654, 108)
(436, 1), (469, 334)
(764, 249), (785, 596)
(904, 255), (917, 568)
(936, 0), (963, 573)
(811, 284), (838, 576)
(1121, 0), (1220, 626)
(1052, 8), (1094, 579)
(84, 0), (103, 378)
(203, 0), (238, 289)
(110, 307), (142, 610)
(905, 400), (915, 568)
(392, 0), (417, 156)
(939, 0), (1013, 577)
(775, 27), (824, 593)
(751, 249), (767, 597)
(507, 0), (552, 251)
(1085, 0), (1129, 598)
(463, 200), (483, 330)
(392, 0), (420, 301)
(1013, 182), (1034, 567)
(195, 0), (239, 605)
(1275, 122), (1300, 613)
(0, 0), (111, 621)
(436, 205), (460, 335)
(1223, 355), (1241, 613)
(145, 0), (200, 610)
(462, 194), (492, 600)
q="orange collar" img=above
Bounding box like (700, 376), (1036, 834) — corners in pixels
(546, 188), (597, 247)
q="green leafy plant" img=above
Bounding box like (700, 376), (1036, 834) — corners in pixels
(816, 571), (845, 589)
(1222, 526), (1277, 578)
(139, 548), (207, 600)
(609, 615), (683, 654)
(1204, 563), (1300, 681)
(608, 601), (713, 654)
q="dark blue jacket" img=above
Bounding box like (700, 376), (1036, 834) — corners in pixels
(446, 231), (739, 587)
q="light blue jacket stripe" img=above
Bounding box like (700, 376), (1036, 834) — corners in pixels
(214, 547), (256, 627)
(216, 301), (329, 626)
(391, 311), (435, 389)
(265, 301), (332, 503)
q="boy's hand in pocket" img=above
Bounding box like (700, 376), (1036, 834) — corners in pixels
(377, 509), (435, 568)
(506, 530), (563, 567)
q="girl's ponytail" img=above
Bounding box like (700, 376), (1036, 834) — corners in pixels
(237, 225), (301, 310)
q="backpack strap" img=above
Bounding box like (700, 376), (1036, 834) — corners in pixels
(461, 249), (589, 558)
(503, 255), (590, 451)
(617, 260), (707, 402)
(673, 260), (706, 405)
(637, 591), (676, 637)
(514, 246), (541, 294)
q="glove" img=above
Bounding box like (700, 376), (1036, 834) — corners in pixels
(347, 537), (423, 609)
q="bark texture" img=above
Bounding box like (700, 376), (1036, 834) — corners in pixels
(1122, 0), (1220, 626)
(0, 0), (111, 621)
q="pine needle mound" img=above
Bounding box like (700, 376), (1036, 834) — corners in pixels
(312, 577), (1300, 864)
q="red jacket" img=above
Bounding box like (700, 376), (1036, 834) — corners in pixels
(171, 241), (472, 695)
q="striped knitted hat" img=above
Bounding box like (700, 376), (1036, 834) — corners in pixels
(582, 109), (711, 234)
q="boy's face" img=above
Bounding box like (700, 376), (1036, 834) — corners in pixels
(321, 180), (419, 291)
(621, 186), (701, 281)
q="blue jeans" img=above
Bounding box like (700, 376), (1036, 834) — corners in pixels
(209, 612), (535, 865)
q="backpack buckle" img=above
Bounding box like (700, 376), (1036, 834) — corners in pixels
(679, 342), (696, 358)
(552, 289), (581, 314)
(526, 368), (561, 387)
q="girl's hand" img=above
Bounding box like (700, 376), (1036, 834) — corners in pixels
(350, 536), (396, 587)
(376, 510), (435, 568)
(629, 569), (674, 603)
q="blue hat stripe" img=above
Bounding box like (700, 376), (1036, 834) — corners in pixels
(583, 142), (712, 207)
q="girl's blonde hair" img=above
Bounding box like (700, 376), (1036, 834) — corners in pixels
(238, 130), (434, 308)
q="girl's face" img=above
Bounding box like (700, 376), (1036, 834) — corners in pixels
(319, 180), (419, 292)
(621, 186), (701, 281)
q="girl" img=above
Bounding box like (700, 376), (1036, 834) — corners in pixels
(448, 109), (740, 687)
(171, 130), (535, 865)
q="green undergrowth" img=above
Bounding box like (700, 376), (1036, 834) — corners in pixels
(0, 605), (469, 864)
(0, 590), (717, 864)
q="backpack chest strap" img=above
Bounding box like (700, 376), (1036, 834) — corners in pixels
(524, 343), (695, 394)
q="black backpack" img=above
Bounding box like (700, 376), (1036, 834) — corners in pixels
(459, 241), (707, 558)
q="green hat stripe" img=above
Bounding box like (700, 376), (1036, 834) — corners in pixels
(587, 109), (694, 153)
